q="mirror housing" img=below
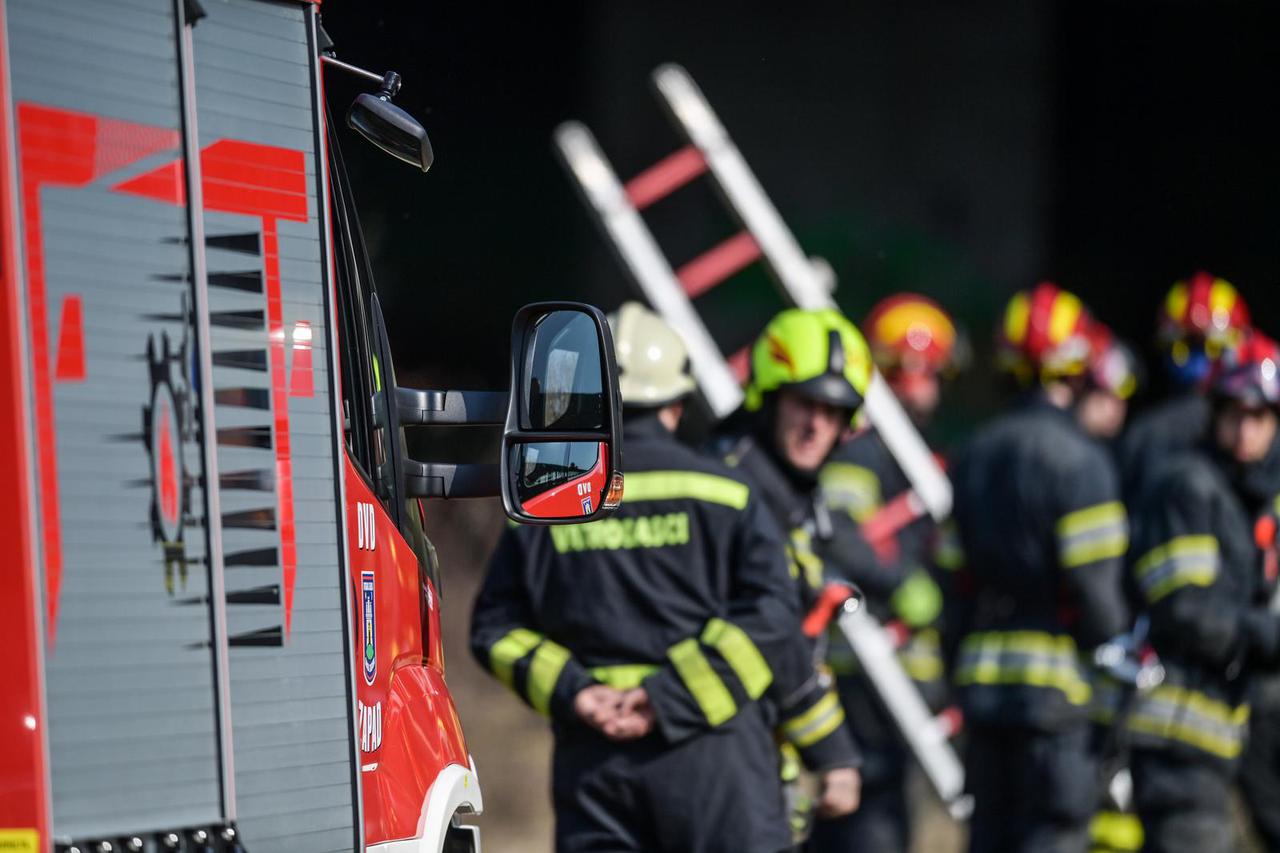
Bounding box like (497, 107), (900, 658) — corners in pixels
(500, 302), (624, 524)
(347, 77), (433, 172)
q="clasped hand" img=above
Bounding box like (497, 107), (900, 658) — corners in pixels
(574, 684), (656, 740)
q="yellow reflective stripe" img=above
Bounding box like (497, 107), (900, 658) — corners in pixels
(1089, 811), (1144, 852)
(1057, 501), (1126, 537)
(1127, 713), (1247, 760)
(1134, 535), (1218, 577)
(1062, 535), (1129, 568)
(590, 664), (660, 690)
(668, 637), (737, 726)
(1145, 567), (1216, 603)
(934, 520), (965, 571)
(489, 627), (543, 689)
(1057, 501), (1128, 568)
(778, 742), (802, 783)
(1150, 684), (1249, 727)
(701, 618), (773, 699)
(788, 527), (825, 590)
(1126, 684), (1249, 759)
(527, 639), (572, 715)
(782, 689), (846, 747)
(820, 462), (882, 523)
(372, 353), (383, 393)
(899, 629), (945, 682)
(622, 471), (749, 509)
(954, 630), (1091, 705)
(1134, 535), (1219, 603)
(901, 653), (944, 683)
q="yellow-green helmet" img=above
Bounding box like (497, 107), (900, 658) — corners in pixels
(744, 308), (873, 412)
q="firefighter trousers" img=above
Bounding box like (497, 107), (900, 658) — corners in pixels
(551, 704), (792, 853)
(1240, 703), (1280, 852)
(965, 723), (1097, 853)
(1130, 748), (1232, 853)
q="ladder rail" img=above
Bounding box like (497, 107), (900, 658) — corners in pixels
(837, 607), (973, 820)
(652, 63), (953, 521)
(554, 122), (744, 418)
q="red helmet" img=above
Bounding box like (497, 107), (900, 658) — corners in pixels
(863, 293), (960, 376)
(996, 282), (1094, 384)
(1212, 331), (1280, 410)
(1085, 321), (1139, 400)
(1159, 271), (1251, 350)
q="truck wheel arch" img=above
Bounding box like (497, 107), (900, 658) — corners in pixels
(367, 758), (484, 853)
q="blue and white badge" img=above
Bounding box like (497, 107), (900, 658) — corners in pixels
(362, 572), (377, 685)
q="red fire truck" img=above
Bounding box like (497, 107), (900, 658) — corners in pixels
(0, 1), (623, 851)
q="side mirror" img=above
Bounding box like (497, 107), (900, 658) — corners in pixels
(346, 74), (434, 172)
(501, 303), (624, 524)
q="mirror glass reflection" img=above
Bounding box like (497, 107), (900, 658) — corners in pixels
(525, 311), (604, 430)
(512, 441), (607, 519)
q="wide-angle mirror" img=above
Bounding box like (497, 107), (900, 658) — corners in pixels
(509, 441), (609, 518)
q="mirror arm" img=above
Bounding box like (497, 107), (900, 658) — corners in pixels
(321, 55), (398, 92)
(396, 387), (509, 426)
(404, 460), (500, 499)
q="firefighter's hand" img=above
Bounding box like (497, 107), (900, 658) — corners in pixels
(574, 685), (625, 731)
(602, 687), (656, 741)
(815, 767), (861, 818)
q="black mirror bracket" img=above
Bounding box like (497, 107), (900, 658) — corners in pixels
(377, 70), (402, 100)
(404, 461), (500, 499)
(396, 388), (508, 426)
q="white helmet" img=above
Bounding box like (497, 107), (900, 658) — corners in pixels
(608, 301), (697, 407)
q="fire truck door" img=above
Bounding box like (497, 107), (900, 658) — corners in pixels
(185, 2), (361, 849)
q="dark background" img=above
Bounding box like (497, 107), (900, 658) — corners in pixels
(321, 1), (1280, 444)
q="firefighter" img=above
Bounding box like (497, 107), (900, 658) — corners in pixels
(1118, 272), (1250, 501)
(949, 283), (1130, 853)
(1078, 321), (1141, 445)
(470, 302), (861, 853)
(708, 307), (889, 846)
(815, 293), (962, 852)
(1078, 322), (1146, 853)
(1125, 331), (1280, 853)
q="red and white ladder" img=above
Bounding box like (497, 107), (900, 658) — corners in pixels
(554, 63), (969, 819)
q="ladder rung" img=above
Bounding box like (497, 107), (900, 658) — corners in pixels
(624, 145), (708, 210)
(728, 346), (751, 383)
(675, 231), (761, 299)
(861, 490), (927, 546)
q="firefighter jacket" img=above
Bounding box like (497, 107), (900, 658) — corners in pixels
(820, 427), (949, 709)
(470, 414), (859, 771)
(949, 395), (1130, 731)
(1124, 438), (1280, 771)
(713, 426), (887, 611)
(1118, 392), (1211, 505)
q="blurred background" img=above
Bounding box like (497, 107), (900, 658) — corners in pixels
(320, 2), (1280, 849)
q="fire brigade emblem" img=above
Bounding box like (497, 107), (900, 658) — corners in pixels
(362, 571), (377, 684)
(143, 303), (197, 595)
